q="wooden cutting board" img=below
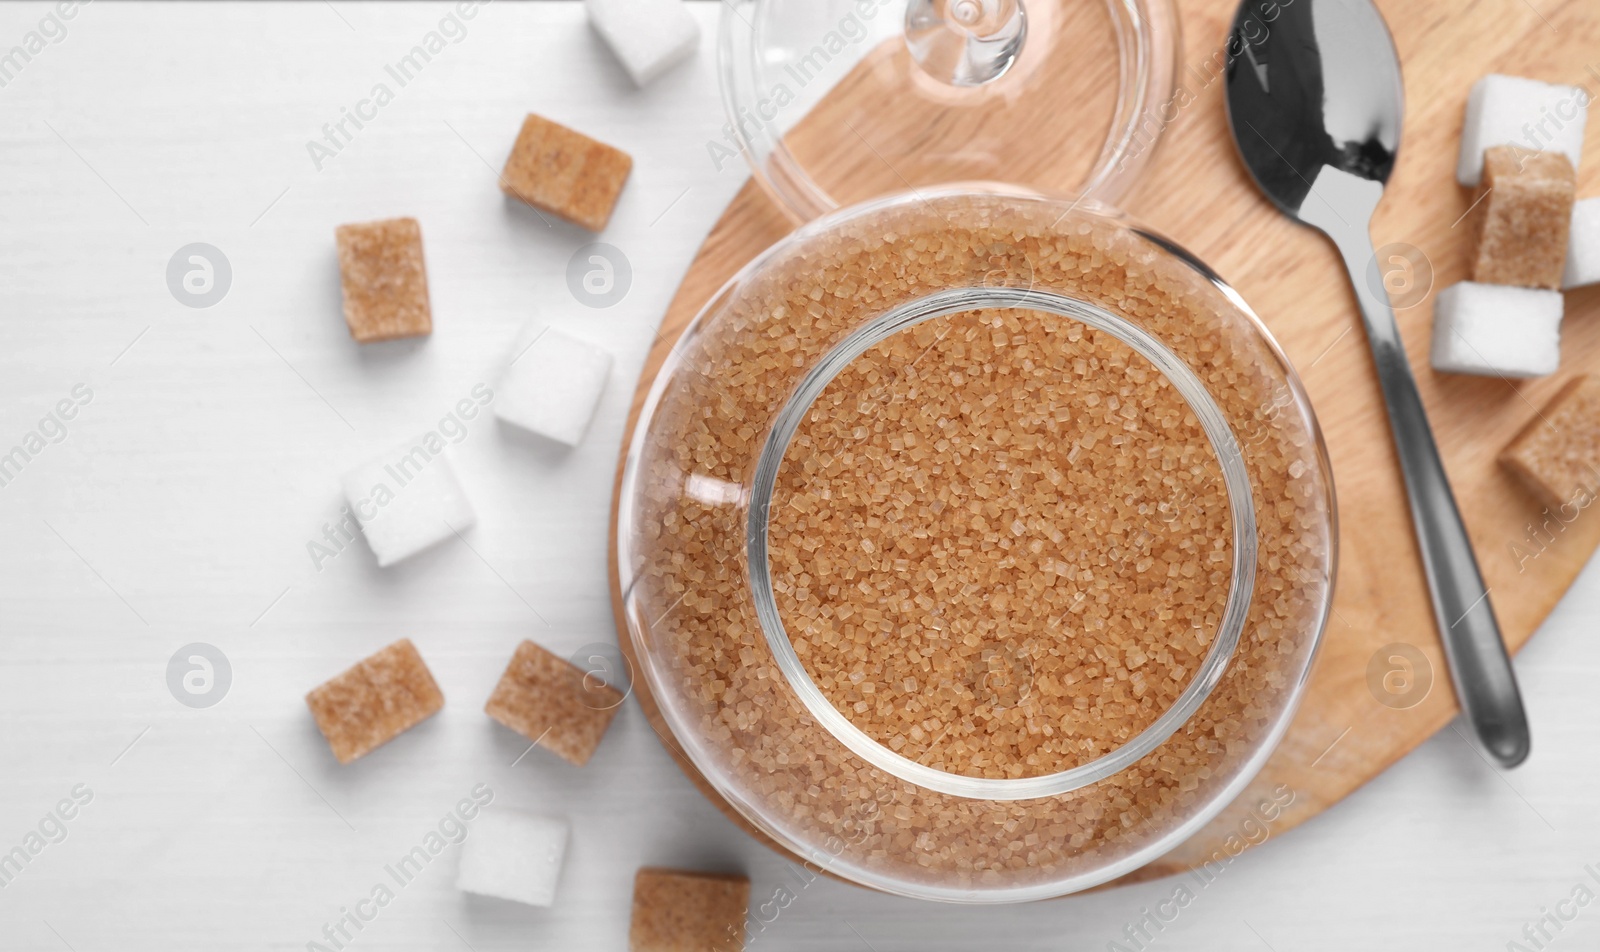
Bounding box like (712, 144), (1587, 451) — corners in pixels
(607, 0), (1600, 889)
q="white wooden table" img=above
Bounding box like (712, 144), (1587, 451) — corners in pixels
(0, 3), (1597, 949)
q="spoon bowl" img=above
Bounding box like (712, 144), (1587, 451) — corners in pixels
(1227, 0), (1402, 215)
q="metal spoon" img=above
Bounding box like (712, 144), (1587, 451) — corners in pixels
(1223, 0), (1530, 767)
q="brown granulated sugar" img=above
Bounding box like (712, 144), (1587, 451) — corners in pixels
(769, 311), (1231, 779)
(626, 193), (1332, 892)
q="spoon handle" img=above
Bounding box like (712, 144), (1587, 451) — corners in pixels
(1327, 224), (1531, 768)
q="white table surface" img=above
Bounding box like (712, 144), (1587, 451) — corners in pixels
(1, 2), (1598, 950)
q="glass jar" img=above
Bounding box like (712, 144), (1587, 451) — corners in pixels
(616, 189), (1336, 901)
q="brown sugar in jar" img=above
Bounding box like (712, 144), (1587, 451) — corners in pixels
(618, 189), (1335, 901)
(769, 309), (1234, 781)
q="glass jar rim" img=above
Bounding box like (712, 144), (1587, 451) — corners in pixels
(745, 285), (1260, 800)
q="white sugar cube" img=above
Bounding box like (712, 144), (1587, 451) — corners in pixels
(1430, 282), (1563, 378)
(456, 809), (569, 907)
(585, 0), (700, 87)
(1565, 197), (1600, 289)
(496, 325), (613, 447)
(340, 437), (475, 567)
(1457, 74), (1588, 187)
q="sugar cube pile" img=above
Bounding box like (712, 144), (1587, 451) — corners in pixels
(341, 436), (476, 567)
(335, 217), (433, 342)
(500, 113), (633, 232)
(1457, 74), (1587, 187)
(484, 639), (624, 766)
(1439, 72), (1589, 378)
(629, 867), (750, 952)
(495, 325), (614, 447)
(1500, 374), (1600, 509)
(456, 808), (570, 907)
(1566, 197), (1600, 290)
(1430, 282), (1563, 378)
(305, 639), (444, 764)
(585, 0), (700, 88)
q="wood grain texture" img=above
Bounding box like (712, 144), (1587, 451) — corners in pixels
(608, 0), (1600, 890)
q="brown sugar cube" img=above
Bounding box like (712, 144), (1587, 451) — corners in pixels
(1470, 146), (1576, 289)
(629, 867), (750, 952)
(1500, 374), (1600, 510)
(499, 114), (633, 231)
(483, 639), (623, 766)
(305, 639), (444, 764)
(334, 217), (432, 342)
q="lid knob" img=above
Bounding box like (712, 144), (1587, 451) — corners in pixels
(904, 0), (1027, 86)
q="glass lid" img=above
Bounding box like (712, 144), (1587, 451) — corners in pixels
(717, 0), (1181, 220)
